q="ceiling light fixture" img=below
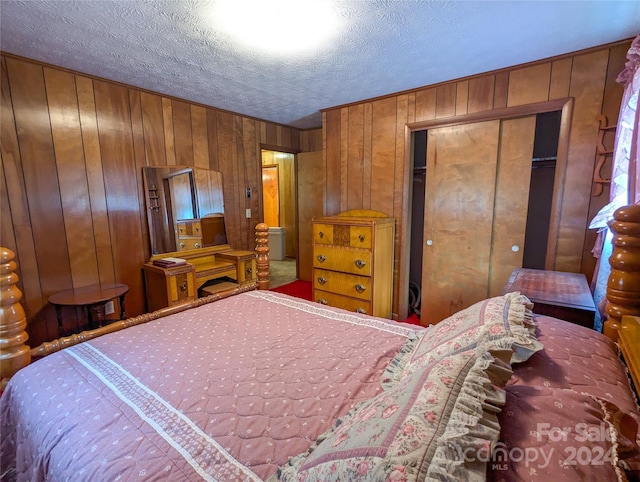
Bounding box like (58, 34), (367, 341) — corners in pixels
(211, 0), (341, 56)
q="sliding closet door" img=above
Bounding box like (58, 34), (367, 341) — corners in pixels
(489, 117), (537, 295)
(421, 116), (535, 325)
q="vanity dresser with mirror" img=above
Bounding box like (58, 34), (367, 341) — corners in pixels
(142, 166), (257, 312)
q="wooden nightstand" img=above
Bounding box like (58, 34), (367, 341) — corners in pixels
(501, 268), (596, 328)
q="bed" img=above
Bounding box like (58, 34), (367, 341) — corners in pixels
(1, 210), (640, 481)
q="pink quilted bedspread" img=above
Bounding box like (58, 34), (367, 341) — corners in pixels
(0, 291), (415, 481)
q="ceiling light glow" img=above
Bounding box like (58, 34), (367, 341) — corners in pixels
(212, 0), (341, 55)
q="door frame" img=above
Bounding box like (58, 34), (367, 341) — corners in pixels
(397, 97), (574, 320)
(259, 145), (301, 277)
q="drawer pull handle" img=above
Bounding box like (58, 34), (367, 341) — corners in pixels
(318, 276), (327, 285)
(194, 243), (200, 248)
(355, 259), (366, 269)
(179, 283), (187, 292)
(319, 231), (324, 238)
(246, 268), (252, 274)
(179, 242), (185, 248)
(355, 284), (366, 293)
(317, 254), (327, 263)
(318, 298), (328, 305)
(358, 234), (365, 242)
(356, 308), (366, 314)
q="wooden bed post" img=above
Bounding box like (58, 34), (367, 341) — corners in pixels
(0, 247), (31, 390)
(255, 223), (270, 290)
(604, 204), (640, 341)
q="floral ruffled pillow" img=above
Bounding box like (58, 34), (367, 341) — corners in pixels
(273, 349), (513, 482)
(382, 292), (542, 389)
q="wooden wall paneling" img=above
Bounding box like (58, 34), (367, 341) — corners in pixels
(281, 125), (294, 148)
(582, 43), (628, 277)
(455, 80), (469, 116)
(139, 92), (167, 166)
(340, 108), (349, 212)
(555, 50), (609, 271)
(2, 54), (307, 342)
(421, 120), (501, 324)
(242, 117), (260, 250)
(93, 80), (146, 316)
(549, 58), (573, 100)
(6, 58), (73, 308)
(414, 87), (436, 122)
(293, 127), (301, 151)
(362, 103), (373, 209)
(0, 159), (16, 258)
(215, 111), (241, 247)
(172, 100), (194, 166)
(161, 98), (176, 165)
(234, 115), (250, 249)
(265, 123), (278, 146)
(297, 150), (324, 282)
(1, 59), (42, 327)
(507, 63), (552, 106)
(435, 83), (456, 119)
(347, 104), (364, 211)
(370, 98), (397, 215)
(407, 92), (417, 124)
(44, 67), (100, 289)
(76, 76), (116, 286)
(488, 116), (536, 296)
(206, 108), (220, 171)
(324, 109), (341, 215)
(468, 75), (495, 113)
(129, 90), (152, 261)
(493, 71), (509, 109)
(191, 105), (209, 169)
(300, 128), (322, 152)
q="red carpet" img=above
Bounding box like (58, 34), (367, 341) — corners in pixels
(270, 280), (423, 326)
(271, 280), (312, 300)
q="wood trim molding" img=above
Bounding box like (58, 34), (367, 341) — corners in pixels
(406, 97), (572, 131)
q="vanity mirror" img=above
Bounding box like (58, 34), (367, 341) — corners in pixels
(143, 166), (228, 255)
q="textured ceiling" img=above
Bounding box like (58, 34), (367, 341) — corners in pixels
(1, 1), (639, 129)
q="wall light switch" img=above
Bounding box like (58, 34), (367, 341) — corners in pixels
(105, 300), (115, 315)
(245, 208), (251, 218)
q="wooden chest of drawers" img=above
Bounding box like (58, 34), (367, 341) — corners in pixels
(312, 210), (395, 318)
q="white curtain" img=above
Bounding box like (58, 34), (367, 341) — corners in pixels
(590, 34), (640, 331)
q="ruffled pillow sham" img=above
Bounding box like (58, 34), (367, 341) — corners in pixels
(382, 292), (542, 389)
(272, 348), (513, 482)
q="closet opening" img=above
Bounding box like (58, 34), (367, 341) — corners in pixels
(406, 107), (564, 321)
(522, 110), (562, 269)
(408, 130), (427, 317)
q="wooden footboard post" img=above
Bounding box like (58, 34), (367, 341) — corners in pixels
(0, 247), (31, 390)
(255, 223), (270, 290)
(604, 204), (640, 341)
